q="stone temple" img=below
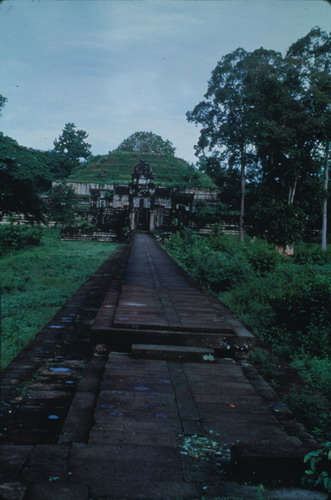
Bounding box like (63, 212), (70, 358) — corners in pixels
(55, 160), (219, 233)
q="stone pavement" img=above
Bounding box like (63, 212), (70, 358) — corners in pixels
(0, 233), (327, 499)
(92, 233), (255, 353)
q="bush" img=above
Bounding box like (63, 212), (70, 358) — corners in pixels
(283, 388), (330, 441)
(165, 231), (253, 292)
(0, 225), (42, 253)
(164, 231), (331, 359)
(303, 442), (331, 495)
(294, 242), (331, 265)
(270, 269), (331, 357)
(244, 239), (279, 276)
(291, 355), (331, 399)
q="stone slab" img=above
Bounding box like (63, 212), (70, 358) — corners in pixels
(0, 446), (33, 481)
(69, 444), (198, 499)
(27, 482), (89, 500)
(132, 343), (215, 361)
(0, 482), (27, 500)
(232, 442), (315, 482)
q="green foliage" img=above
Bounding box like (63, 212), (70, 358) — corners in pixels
(164, 230), (253, 292)
(116, 131), (176, 156)
(166, 232), (331, 359)
(303, 442), (331, 494)
(220, 257), (331, 359)
(189, 28), (331, 247)
(270, 269), (331, 357)
(68, 150), (215, 187)
(244, 239), (279, 276)
(47, 183), (77, 225)
(247, 201), (305, 247)
(0, 133), (52, 221)
(0, 224), (42, 254)
(164, 231), (331, 439)
(53, 122), (92, 178)
(284, 388), (330, 441)
(248, 348), (280, 379)
(294, 242), (331, 265)
(291, 355), (331, 399)
(0, 228), (117, 369)
(193, 200), (220, 228)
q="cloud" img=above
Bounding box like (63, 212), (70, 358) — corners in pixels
(1, 0), (330, 164)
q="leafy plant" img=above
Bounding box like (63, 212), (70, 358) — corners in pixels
(291, 355), (331, 399)
(244, 239), (279, 276)
(283, 388), (330, 441)
(303, 442), (331, 495)
(0, 224), (42, 253)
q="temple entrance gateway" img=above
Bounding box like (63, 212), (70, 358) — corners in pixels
(55, 160), (221, 234)
(130, 160), (155, 231)
(136, 207), (150, 231)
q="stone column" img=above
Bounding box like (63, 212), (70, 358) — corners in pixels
(130, 211), (136, 230)
(149, 210), (155, 232)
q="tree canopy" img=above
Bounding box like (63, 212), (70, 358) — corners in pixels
(53, 122), (92, 178)
(187, 27), (331, 248)
(115, 131), (176, 156)
(0, 133), (52, 222)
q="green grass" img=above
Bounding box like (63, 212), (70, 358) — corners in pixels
(67, 151), (216, 187)
(0, 228), (117, 370)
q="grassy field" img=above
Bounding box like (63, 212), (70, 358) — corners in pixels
(0, 228), (117, 370)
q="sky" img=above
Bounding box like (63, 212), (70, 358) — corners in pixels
(0, 0), (330, 165)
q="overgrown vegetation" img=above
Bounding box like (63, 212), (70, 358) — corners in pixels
(164, 230), (331, 441)
(0, 227), (116, 370)
(67, 150), (215, 187)
(0, 225), (42, 253)
(303, 442), (331, 495)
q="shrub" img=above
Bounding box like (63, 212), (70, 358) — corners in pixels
(294, 242), (331, 265)
(303, 442), (331, 495)
(244, 239), (279, 276)
(165, 232), (253, 292)
(291, 355), (331, 399)
(0, 225), (42, 253)
(270, 269), (331, 357)
(283, 388), (330, 441)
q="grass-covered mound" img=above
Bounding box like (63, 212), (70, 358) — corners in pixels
(67, 151), (216, 187)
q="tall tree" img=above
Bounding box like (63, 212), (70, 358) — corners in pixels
(287, 27), (331, 250)
(116, 131), (176, 156)
(53, 123), (92, 178)
(187, 48), (255, 241)
(245, 47), (314, 253)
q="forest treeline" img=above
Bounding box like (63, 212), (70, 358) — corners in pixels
(188, 27), (331, 251)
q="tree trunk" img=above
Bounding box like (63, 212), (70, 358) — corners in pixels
(322, 141), (329, 251)
(279, 177), (299, 255)
(288, 178), (298, 205)
(239, 146), (245, 242)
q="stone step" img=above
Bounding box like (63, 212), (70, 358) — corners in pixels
(92, 326), (255, 353)
(131, 343), (215, 362)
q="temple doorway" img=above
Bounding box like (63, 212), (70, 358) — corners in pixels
(136, 201), (150, 231)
